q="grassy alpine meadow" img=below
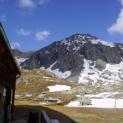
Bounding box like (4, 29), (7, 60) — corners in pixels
(14, 69), (123, 123)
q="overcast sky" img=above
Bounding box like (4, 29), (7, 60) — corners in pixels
(0, 0), (123, 51)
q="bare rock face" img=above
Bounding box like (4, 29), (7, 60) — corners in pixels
(80, 42), (122, 63)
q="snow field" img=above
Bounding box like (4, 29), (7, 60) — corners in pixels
(47, 85), (71, 92)
(66, 99), (123, 108)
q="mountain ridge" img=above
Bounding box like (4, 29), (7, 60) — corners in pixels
(12, 49), (35, 58)
(14, 33), (123, 84)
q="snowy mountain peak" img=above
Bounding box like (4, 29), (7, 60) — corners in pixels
(67, 33), (98, 41)
(60, 33), (115, 49)
(19, 33), (123, 84)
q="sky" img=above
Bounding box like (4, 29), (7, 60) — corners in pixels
(0, 0), (123, 51)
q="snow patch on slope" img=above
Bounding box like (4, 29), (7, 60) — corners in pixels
(66, 99), (123, 108)
(42, 61), (71, 78)
(91, 39), (115, 47)
(47, 85), (71, 92)
(16, 57), (29, 65)
(79, 59), (123, 84)
(85, 92), (121, 98)
(61, 39), (85, 51)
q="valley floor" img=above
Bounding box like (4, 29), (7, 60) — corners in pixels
(14, 101), (123, 123)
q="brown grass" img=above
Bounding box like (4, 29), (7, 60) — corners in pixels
(16, 69), (78, 94)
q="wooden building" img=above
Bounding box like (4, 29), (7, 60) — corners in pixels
(0, 22), (20, 123)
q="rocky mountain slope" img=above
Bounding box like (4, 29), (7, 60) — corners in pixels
(18, 33), (123, 84)
(12, 49), (34, 65)
(12, 49), (34, 58)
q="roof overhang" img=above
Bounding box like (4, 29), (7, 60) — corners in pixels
(0, 22), (20, 88)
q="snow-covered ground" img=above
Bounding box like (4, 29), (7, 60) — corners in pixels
(67, 91), (123, 108)
(85, 92), (121, 98)
(91, 39), (115, 47)
(41, 61), (71, 79)
(66, 99), (123, 108)
(47, 85), (71, 92)
(25, 93), (32, 97)
(16, 57), (29, 65)
(79, 59), (123, 84)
